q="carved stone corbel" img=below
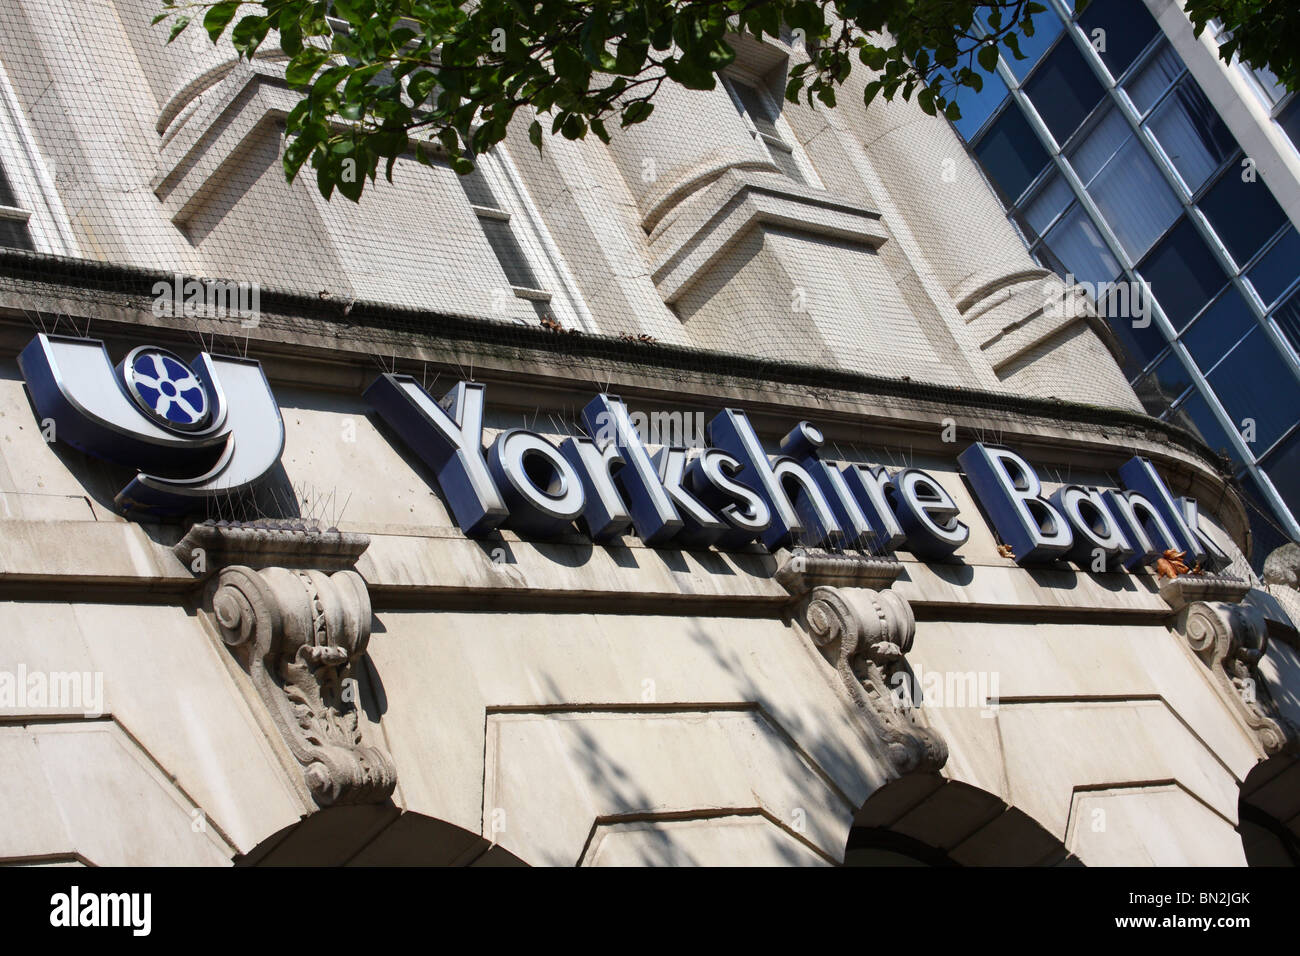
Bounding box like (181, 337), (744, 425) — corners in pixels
(779, 549), (947, 774)
(186, 520), (397, 807)
(1162, 575), (1296, 756)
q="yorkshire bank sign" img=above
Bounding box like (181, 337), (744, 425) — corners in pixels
(19, 333), (1227, 574)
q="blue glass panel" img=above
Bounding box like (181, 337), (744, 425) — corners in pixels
(1206, 327), (1300, 453)
(1133, 351), (1192, 415)
(1106, 305), (1168, 380)
(1238, 471), (1296, 568)
(1087, 135), (1180, 260)
(1182, 287), (1254, 372)
(1261, 428), (1300, 525)
(1198, 166), (1287, 267)
(1146, 78), (1238, 193)
(1168, 392), (1242, 466)
(1069, 108), (1128, 185)
(1003, 10), (1064, 81)
(1042, 203), (1121, 286)
(1125, 42), (1183, 115)
(1018, 173), (1074, 239)
(1077, 0), (1160, 79)
(1023, 40), (1105, 145)
(1138, 217), (1228, 328)
(973, 104), (1049, 203)
(1275, 286), (1300, 356)
(1249, 228), (1300, 308)
(947, 70), (1009, 141)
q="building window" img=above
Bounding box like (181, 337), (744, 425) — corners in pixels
(1076, 0), (1159, 80)
(933, 63), (1009, 141)
(1181, 286), (1253, 373)
(973, 105), (1050, 204)
(1167, 391), (1241, 466)
(1205, 327), (1300, 454)
(1136, 216), (1227, 329)
(1197, 163), (1289, 268)
(0, 63), (73, 255)
(1067, 107), (1179, 261)
(722, 75), (817, 186)
(457, 149), (590, 331)
(1277, 96), (1300, 156)
(1022, 38), (1105, 145)
(0, 161), (33, 251)
(1123, 42), (1184, 115)
(1248, 228), (1300, 308)
(1144, 76), (1238, 195)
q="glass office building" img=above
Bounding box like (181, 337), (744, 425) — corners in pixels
(944, 0), (1300, 564)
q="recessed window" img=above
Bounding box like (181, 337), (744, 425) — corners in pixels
(973, 104), (1049, 203)
(723, 76), (810, 185)
(0, 63), (74, 255)
(1076, 0), (1159, 79)
(1138, 217), (1227, 329)
(1023, 32), (1105, 144)
(457, 152), (588, 328)
(0, 146), (32, 250)
(1198, 166), (1288, 268)
(460, 163), (543, 295)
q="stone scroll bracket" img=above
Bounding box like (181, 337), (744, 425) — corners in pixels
(1161, 574), (1298, 758)
(179, 519), (397, 808)
(777, 548), (948, 776)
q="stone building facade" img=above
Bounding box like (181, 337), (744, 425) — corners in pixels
(0, 1), (1297, 865)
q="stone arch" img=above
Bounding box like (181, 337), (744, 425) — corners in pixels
(1238, 755), (1300, 866)
(844, 772), (1077, 866)
(235, 807), (526, 867)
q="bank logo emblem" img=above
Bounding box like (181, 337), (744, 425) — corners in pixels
(122, 346), (211, 431)
(19, 333), (284, 516)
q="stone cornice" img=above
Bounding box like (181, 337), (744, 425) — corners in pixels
(0, 251), (1222, 449)
(175, 518), (370, 577)
(0, 252), (1252, 547)
(774, 547), (904, 596)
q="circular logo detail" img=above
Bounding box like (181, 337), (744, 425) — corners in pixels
(123, 346), (211, 432)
